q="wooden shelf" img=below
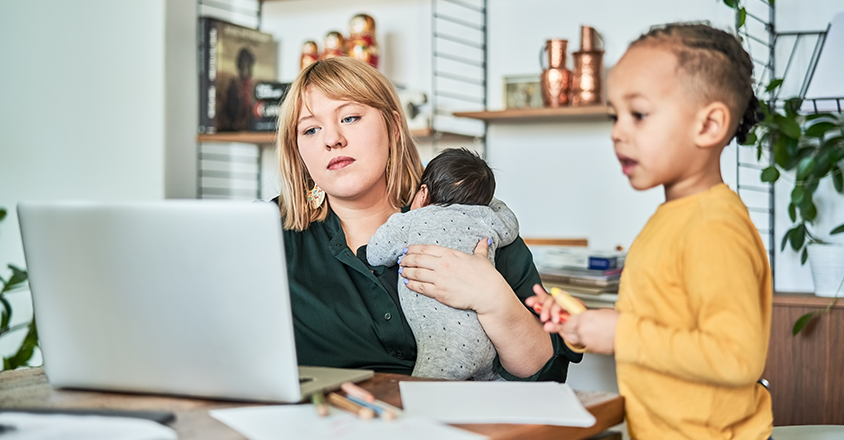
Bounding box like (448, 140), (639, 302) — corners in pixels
(197, 128), (478, 145)
(453, 105), (612, 122)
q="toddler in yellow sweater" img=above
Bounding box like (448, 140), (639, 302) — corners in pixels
(527, 23), (774, 439)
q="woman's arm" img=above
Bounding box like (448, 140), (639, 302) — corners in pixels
(399, 239), (554, 378)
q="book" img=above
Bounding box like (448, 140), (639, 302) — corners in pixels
(539, 272), (620, 288)
(198, 17), (279, 134)
(250, 82), (289, 132)
(541, 280), (618, 295)
(538, 247), (626, 271)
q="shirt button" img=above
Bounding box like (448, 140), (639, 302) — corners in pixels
(384, 312), (392, 320)
(396, 350), (404, 359)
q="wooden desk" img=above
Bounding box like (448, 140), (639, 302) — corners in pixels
(0, 367), (624, 440)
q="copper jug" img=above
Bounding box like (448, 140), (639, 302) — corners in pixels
(571, 26), (604, 106)
(540, 39), (572, 107)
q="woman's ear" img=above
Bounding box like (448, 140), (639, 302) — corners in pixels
(695, 101), (732, 149)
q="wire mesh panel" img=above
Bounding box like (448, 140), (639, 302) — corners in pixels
(431, 0), (487, 153)
(735, 0), (776, 274)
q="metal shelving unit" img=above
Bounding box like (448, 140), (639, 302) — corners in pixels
(431, 0), (488, 156)
(735, 0), (839, 290)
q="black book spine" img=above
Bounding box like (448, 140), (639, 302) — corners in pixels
(197, 18), (217, 134)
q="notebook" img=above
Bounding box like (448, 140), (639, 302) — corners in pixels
(17, 200), (372, 403)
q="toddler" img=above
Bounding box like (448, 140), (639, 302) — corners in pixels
(528, 23), (773, 439)
(367, 148), (517, 381)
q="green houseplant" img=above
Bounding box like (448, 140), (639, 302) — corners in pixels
(741, 94), (844, 334)
(0, 207), (39, 369)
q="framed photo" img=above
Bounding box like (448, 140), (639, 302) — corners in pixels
(503, 74), (542, 109)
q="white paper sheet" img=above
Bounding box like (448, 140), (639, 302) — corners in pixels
(399, 381), (597, 427)
(0, 412), (177, 440)
(209, 405), (488, 440)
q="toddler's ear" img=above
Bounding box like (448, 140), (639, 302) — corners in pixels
(695, 101), (732, 149)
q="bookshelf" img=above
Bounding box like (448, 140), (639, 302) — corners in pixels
(453, 106), (612, 122)
(196, 128), (478, 145)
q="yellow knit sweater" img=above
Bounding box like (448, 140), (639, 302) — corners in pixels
(614, 184), (773, 439)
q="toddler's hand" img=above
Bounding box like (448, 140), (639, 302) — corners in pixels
(527, 284), (572, 327)
(561, 309), (619, 355)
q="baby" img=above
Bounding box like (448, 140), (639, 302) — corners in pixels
(367, 148), (518, 380)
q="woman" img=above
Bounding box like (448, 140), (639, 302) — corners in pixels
(275, 56), (578, 381)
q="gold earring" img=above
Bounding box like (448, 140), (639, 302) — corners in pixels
(307, 184), (325, 209)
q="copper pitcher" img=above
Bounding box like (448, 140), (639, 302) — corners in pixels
(540, 39), (572, 107)
(571, 26), (604, 106)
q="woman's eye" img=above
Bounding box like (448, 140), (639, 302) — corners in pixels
(608, 114), (618, 123)
(341, 115), (361, 124)
(302, 127), (319, 136)
(632, 112), (646, 121)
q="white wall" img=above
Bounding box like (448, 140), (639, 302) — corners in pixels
(0, 0), (196, 362)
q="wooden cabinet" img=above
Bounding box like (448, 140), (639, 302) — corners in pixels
(763, 294), (844, 426)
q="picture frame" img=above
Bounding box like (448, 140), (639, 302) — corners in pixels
(503, 74), (543, 109)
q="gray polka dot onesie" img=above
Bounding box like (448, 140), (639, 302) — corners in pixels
(366, 198), (519, 381)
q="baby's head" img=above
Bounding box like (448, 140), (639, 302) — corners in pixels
(411, 148), (495, 210)
(608, 23), (762, 196)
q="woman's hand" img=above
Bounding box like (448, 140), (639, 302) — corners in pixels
(398, 239), (510, 316)
(399, 239), (554, 377)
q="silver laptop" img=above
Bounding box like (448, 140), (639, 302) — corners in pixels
(17, 200), (372, 402)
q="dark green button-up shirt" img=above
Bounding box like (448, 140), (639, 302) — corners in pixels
(280, 204), (580, 382)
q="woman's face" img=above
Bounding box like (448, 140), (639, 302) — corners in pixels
(296, 87), (392, 204)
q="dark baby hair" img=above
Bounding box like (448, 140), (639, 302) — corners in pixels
(631, 23), (764, 144)
(421, 148), (495, 207)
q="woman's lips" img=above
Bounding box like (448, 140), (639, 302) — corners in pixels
(328, 156), (355, 171)
(617, 155), (637, 176)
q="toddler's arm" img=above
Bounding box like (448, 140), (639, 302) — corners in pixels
(366, 212), (412, 267)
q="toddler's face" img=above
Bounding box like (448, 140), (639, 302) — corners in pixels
(607, 44), (702, 194)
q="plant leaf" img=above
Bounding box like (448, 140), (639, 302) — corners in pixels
(723, 0), (739, 8)
(742, 131), (758, 146)
(788, 203), (797, 222)
(738, 7), (747, 28)
(0, 208), (6, 222)
(0, 297), (11, 331)
(832, 223), (844, 235)
(791, 186), (805, 205)
(801, 201), (817, 222)
(805, 112), (836, 121)
(760, 166), (780, 182)
(801, 247), (809, 265)
(805, 121), (837, 138)
(775, 114), (802, 140)
(781, 227), (792, 251)
(796, 157), (815, 181)
(793, 312), (816, 335)
(834, 167), (844, 193)
(774, 137), (791, 167)
(765, 79), (784, 93)
(791, 223), (806, 251)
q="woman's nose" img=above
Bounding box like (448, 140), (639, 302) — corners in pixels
(322, 124), (346, 150)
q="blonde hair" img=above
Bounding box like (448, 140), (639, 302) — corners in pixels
(277, 57), (423, 231)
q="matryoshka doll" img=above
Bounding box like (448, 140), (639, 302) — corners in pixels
(346, 14), (378, 69)
(300, 40), (319, 70)
(320, 31), (346, 60)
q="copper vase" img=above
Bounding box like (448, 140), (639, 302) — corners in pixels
(540, 39), (572, 107)
(571, 26), (604, 106)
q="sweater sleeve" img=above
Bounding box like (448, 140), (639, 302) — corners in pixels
(614, 219), (769, 386)
(487, 198), (520, 247)
(366, 212), (411, 267)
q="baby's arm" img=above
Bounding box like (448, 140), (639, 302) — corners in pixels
(487, 198), (519, 247)
(615, 221), (769, 386)
(366, 212), (412, 267)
